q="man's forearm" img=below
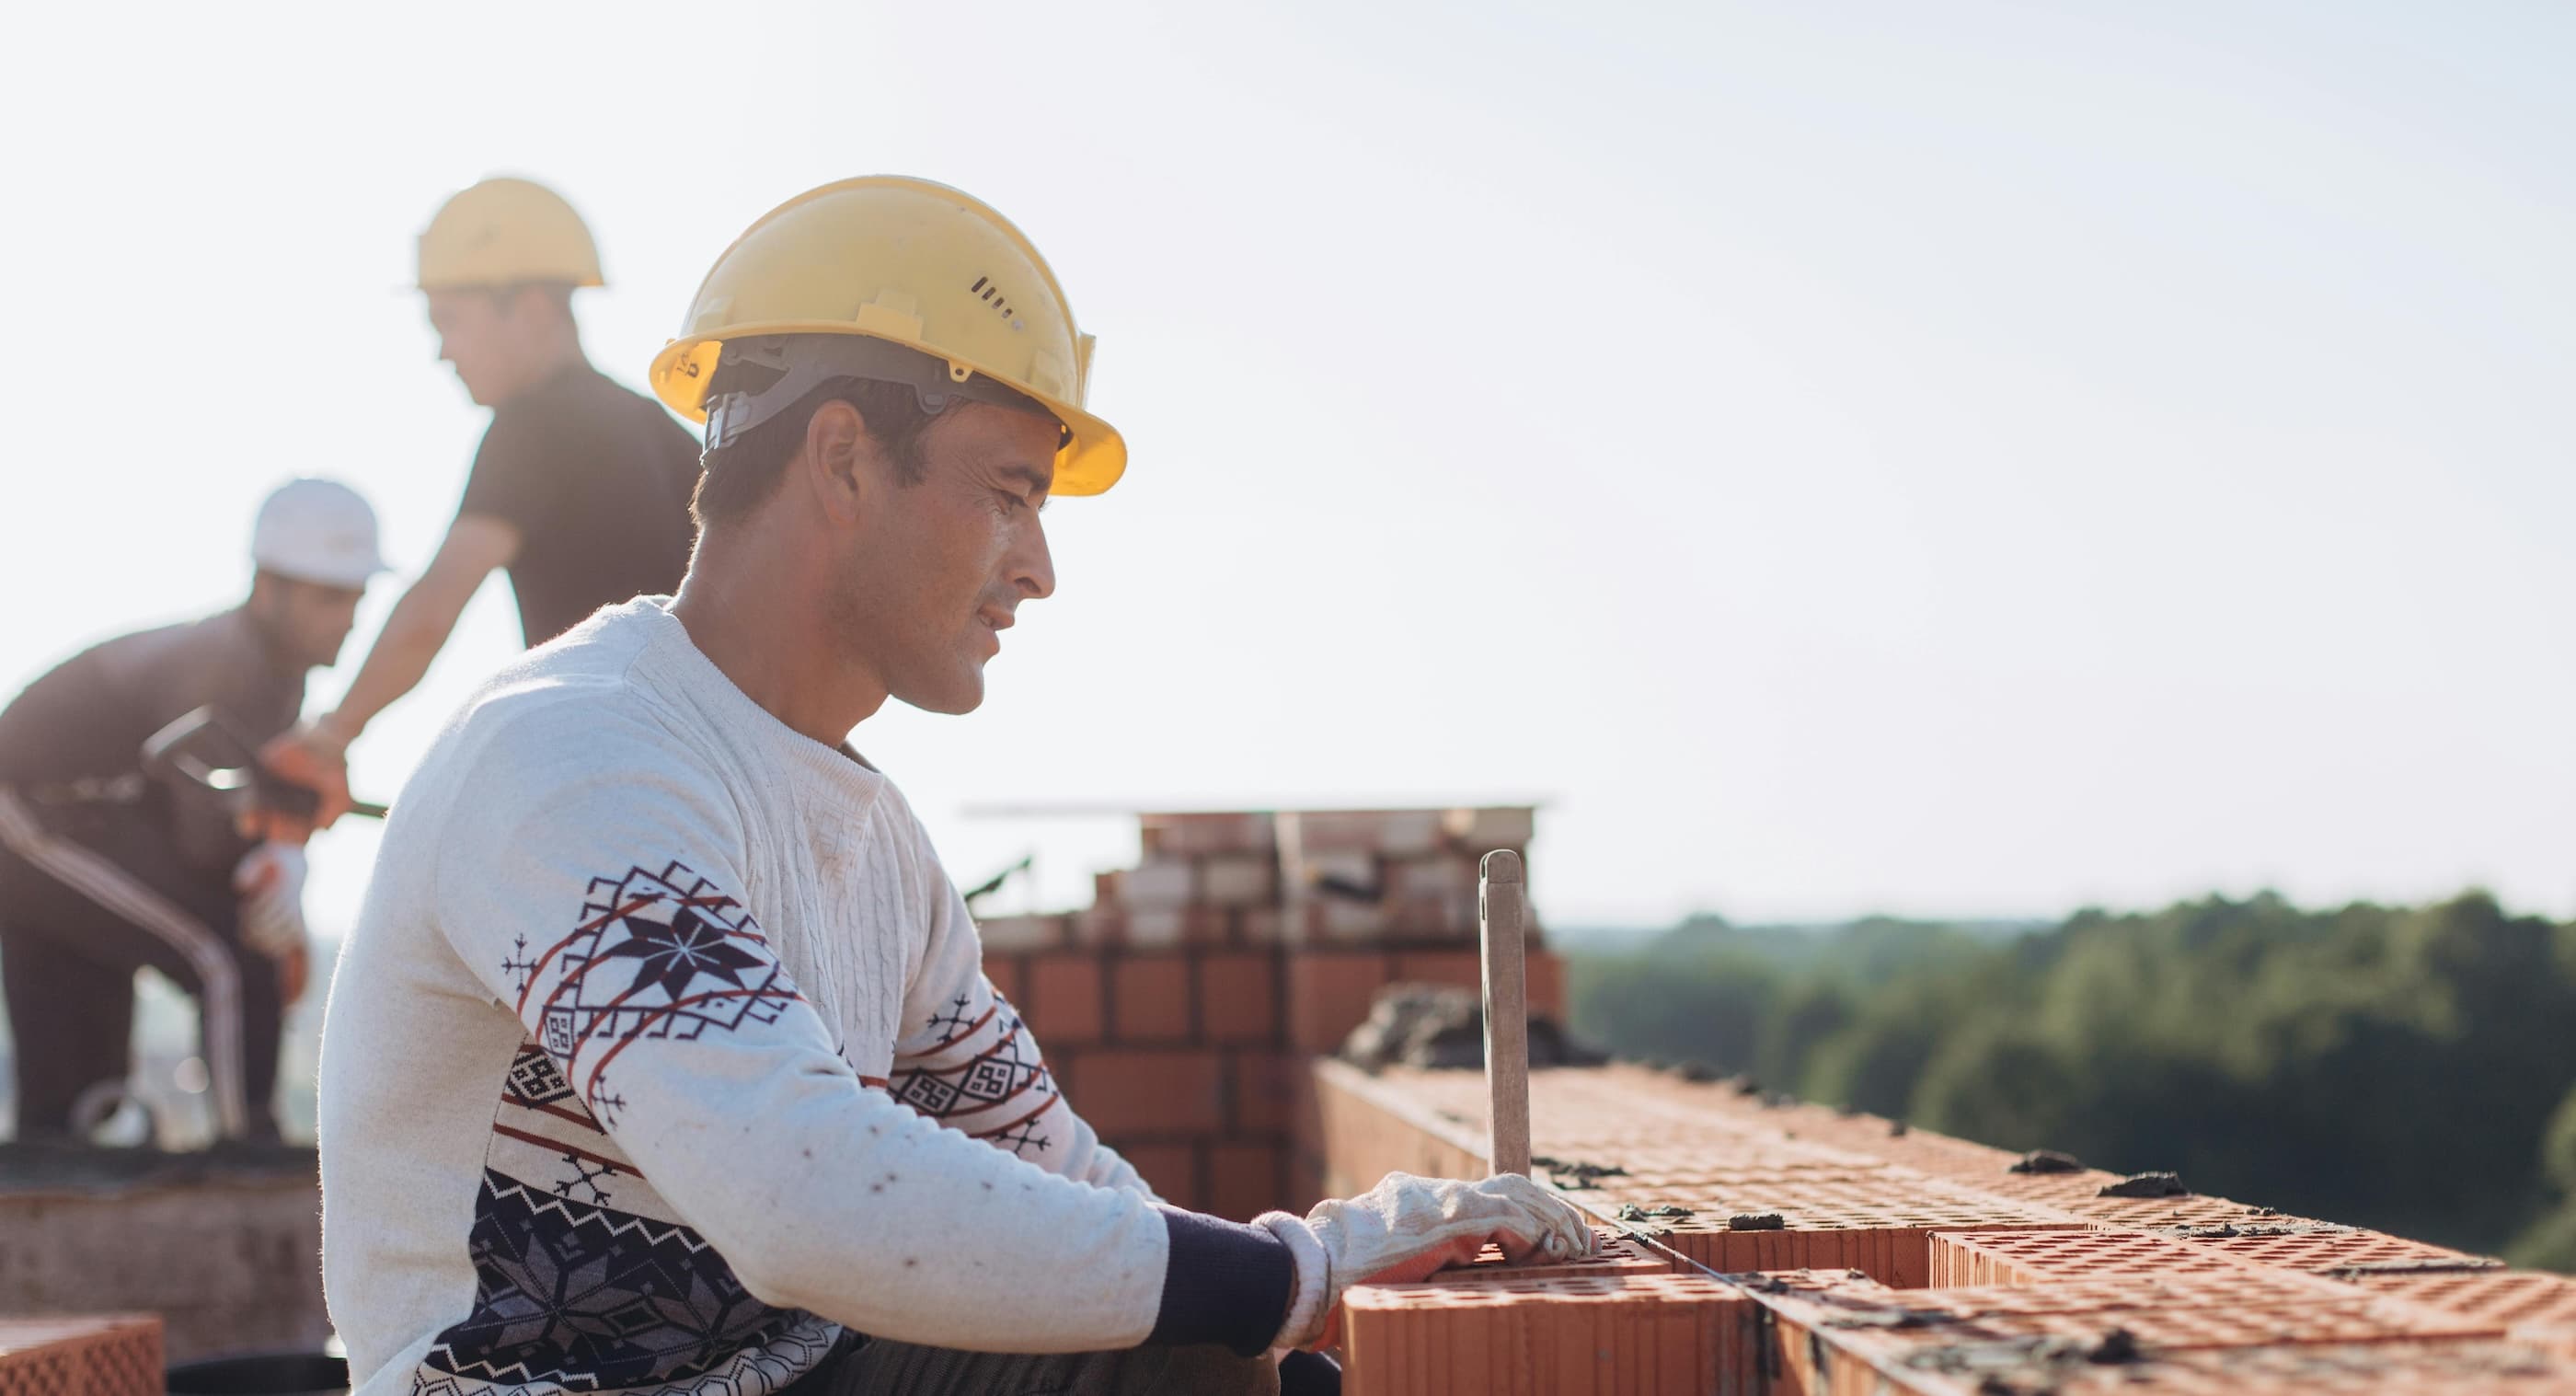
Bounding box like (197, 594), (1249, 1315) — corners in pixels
(323, 583), (466, 740)
(321, 513), (518, 744)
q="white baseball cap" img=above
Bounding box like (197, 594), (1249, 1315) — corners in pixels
(251, 479), (388, 590)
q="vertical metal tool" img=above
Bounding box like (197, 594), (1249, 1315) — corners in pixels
(1479, 849), (1533, 1177)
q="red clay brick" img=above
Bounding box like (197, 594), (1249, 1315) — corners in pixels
(1312, 898), (1390, 943)
(1390, 853), (1479, 904)
(972, 913), (1069, 952)
(1383, 895), (1476, 940)
(1073, 906), (1125, 947)
(1197, 952), (1279, 1045)
(1390, 949), (1482, 992)
(1110, 954), (1192, 1044)
(2354, 1270), (2576, 1356)
(1023, 952), (1105, 1045)
(2133, 1342), (2576, 1392)
(0, 1315), (163, 1396)
(1340, 1272), (1737, 1396)
(1289, 809), (1444, 856)
(1233, 906), (1287, 945)
(1229, 1049), (1308, 1136)
(1122, 906), (1229, 949)
(1285, 1151), (1326, 1214)
(1115, 1141), (1202, 1211)
(1067, 1050), (1225, 1136)
(1787, 1279), (2499, 1364)
(1926, 1228), (2259, 1286)
(1141, 811), (1275, 856)
(1443, 805), (1535, 849)
(1451, 1230), (1674, 1282)
(1121, 857), (1197, 908)
(1288, 951), (1392, 1054)
(1199, 852), (1278, 906)
(2175, 1224), (2503, 1278)
(1208, 1142), (1287, 1223)
(1525, 951), (1567, 1019)
(982, 953), (1027, 1013)
(1383, 949), (1566, 1016)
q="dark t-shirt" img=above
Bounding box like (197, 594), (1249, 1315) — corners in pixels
(457, 363), (703, 646)
(0, 607), (305, 875)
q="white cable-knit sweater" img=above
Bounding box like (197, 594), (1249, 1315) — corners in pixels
(318, 601), (1172, 1395)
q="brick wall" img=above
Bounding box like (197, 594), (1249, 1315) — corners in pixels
(0, 1152), (327, 1363)
(1314, 1063), (2576, 1394)
(981, 807), (1561, 1219)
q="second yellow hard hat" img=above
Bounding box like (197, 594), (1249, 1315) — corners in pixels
(418, 177), (604, 292)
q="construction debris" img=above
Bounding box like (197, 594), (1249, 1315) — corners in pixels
(2098, 1171), (2189, 1198)
(1337, 985), (1603, 1072)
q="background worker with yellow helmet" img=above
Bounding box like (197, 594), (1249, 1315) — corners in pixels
(317, 176), (1588, 1396)
(261, 177), (702, 825)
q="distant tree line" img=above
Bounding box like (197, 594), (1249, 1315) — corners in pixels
(1564, 892), (2576, 1269)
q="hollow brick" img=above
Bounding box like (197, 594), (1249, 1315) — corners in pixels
(1022, 952), (1105, 1045)
(1065, 1050), (1225, 1136)
(1197, 952), (1280, 1045)
(1109, 953), (1192, 1044)
(1287, 952), (1393, 1054)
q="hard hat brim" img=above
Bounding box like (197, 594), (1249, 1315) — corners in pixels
(651, 327), (1125, 497)
(416, 271), (606, 292)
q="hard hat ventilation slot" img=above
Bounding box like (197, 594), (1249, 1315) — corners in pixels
(969, 275), (1019, 324)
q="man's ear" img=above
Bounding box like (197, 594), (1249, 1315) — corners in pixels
(799, 398), (873, 525)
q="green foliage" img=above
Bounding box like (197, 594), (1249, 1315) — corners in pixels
(1564, 892), (2576, 1267)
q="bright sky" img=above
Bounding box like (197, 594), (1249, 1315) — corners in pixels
(5, 1), (2569, 935)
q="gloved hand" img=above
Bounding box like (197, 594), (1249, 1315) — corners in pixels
(1255, 1171), (1597, 1350)
(233, 841), (309, 958)
(258, 719), (357, 835)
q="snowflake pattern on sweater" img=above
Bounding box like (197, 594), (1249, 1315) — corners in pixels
(415, 861), (1093, 1394)
(523, 861), (798, 1126)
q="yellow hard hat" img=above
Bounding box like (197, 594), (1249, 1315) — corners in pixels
(418, 177), (604, 291)
(650, 176), (1124, 497)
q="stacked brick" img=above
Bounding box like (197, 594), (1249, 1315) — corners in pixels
(975, 807), (1560, 1219)
(0, 1315), (160, 1396)
(1315, 1063), (2576, 1393)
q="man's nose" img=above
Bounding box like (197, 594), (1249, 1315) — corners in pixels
(1015, 517), (1056, 601)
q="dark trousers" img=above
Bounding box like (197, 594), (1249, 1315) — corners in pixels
(785, 1338), (1282, 1396)
(0, 792), (280, 1140)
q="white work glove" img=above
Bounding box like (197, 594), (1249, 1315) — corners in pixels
(1254, 1171), (1598, 1350)
(232, 841), (308, 957)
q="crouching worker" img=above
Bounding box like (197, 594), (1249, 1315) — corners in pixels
(316, 177), (1593, 1396)
(1, 479), (384, 1142)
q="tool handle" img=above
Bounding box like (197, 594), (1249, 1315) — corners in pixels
(1479, 849), (1532, 1177)
(139, 706), (391, 821)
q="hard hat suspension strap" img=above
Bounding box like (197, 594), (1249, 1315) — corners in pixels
(705, 336), (1064, 454)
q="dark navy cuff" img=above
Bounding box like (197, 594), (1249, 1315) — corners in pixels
(1146, 1206), (1294, 1357)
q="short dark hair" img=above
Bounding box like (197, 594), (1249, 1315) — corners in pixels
(690, 375), (940, 528)
(482, 282), (577, 323)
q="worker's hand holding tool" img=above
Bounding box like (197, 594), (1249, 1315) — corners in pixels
(259, 719), (359, 832)
(235, 838), (310, 951)
(1257, 1171), (1597, 1349)
(235, 841), (313, 1002)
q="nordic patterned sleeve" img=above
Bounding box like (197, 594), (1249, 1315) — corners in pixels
(428, 721), (1174, 1353)
(890, 965), (1156, 1199)
(891, 820), (1157, 1199)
